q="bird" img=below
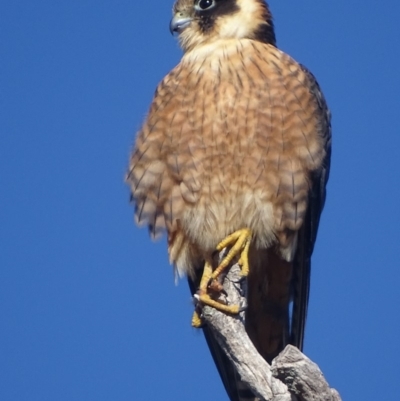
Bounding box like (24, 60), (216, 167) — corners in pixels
(126, 0), (331, 399)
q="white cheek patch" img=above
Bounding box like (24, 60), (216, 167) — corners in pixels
(236, 0), (259, 15)
(217, 0), (265, 39)
(219, 14), (249, 38)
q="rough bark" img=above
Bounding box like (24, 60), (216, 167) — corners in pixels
(200, 253), (342, 401)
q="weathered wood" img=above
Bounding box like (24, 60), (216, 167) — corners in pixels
(271, 346), (342, 401)
(199, 252), (341, 401)
(202, 261), (291, 401)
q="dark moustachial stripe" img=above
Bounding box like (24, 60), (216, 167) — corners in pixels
(253, 1), (276, 46)
(252, 20), (276, 46)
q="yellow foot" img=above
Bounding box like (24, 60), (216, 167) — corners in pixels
(191, 228), (252, 327)
(191, 296), (241, 328)
(213, 228), (252, 279)
(191, 311), (202, 328)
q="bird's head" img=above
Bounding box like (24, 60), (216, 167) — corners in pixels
(170, 0), (276, 52)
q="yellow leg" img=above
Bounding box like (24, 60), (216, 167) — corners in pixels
(196, 294), (240, 314)
(191, 261), (213, 328)
(191, 229), (252, 327)
(191, 311), (203, 328)
(191, 296), (241, 327)
(212, 228), (252, 279)
(199, 261), (213, 292)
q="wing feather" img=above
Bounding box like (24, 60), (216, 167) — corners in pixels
(290, 65), (331, 349)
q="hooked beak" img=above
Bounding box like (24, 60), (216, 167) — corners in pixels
(169, 14), (193, 34)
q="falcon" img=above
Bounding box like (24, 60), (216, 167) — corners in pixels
(126, 0), (331, 399)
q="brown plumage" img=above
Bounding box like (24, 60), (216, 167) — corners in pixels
(127, 0), (331, 400)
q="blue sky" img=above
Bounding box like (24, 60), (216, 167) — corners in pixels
(1, 1), (399, 400)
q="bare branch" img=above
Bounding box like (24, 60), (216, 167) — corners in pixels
(271, 346), (342, 401)
(200, 252), (341, 401)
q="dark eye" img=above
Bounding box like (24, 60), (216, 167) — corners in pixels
(196, 0), (215, 10)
